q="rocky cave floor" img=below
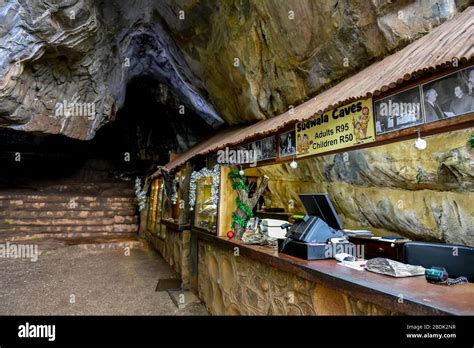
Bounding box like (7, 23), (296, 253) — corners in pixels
(0, 238), (208, 315)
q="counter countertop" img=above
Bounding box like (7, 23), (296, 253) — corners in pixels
(194, 230), (474, 316)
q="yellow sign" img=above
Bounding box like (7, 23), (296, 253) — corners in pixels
(295, 99), (375, 158)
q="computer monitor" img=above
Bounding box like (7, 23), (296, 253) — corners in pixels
(298, 193), (343, 230)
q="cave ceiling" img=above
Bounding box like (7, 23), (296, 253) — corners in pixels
(0, 0), (470, 140)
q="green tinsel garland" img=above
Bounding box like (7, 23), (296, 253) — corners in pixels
(231, 212), (248, 229)
(236, 198), (253, 218)
(228, 170), (253, 231)
(228, 171), (244, 179)
(232, 181), (249, 192)
(469, 135), (474, 148)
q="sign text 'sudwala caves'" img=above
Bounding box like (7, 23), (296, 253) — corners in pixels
(295, 98), (376, 158)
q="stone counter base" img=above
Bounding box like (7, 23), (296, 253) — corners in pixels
(198, 241), (398, 315)
(140, 224), (193, 289)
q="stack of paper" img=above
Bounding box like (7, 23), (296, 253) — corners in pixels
(337, 260), (367, 271)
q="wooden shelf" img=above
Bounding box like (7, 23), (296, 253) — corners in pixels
(161, 219), (190, 232)
(192, 226), (217, 236)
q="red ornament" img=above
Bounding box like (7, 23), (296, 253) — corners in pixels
(227, 231), (235, 239)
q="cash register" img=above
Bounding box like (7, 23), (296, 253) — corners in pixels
(278, 193), (348, 260)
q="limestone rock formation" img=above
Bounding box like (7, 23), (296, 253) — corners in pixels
(1, 1), (472, 246)
(258, 128), (474, 247)
(0, 0), (224, 140)
(164, 0), (471, 124)
(0, 0), (471, 138)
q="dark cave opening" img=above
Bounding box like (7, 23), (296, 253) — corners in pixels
(0, 76), (213, 189)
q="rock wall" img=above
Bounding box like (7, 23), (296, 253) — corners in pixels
(0, 1), (470, 138)
(0, 0), (223, 140)
(258, 128), (474, 246)
(139, 219), (194, 289)
(161, 0), (471, 124)
(198, 240), (396, 315)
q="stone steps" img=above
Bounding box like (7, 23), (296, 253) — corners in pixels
(0, 180), (140, 241)
(1, 215), (138, 226)
(0, 231), (138, 243)
(0, 209), (136, 218)
(2, 182), (135, 196)
(0, 232), (145, 251)
(0, 201), (137, 211)
(37, 182), (134, 191)
(0, 224), (138, 234)
(0, 188), (136, 197)
(0, 195), (134, 202)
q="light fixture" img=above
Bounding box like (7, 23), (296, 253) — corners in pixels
(414, 130), (427, 150)
(238, 165), (245, 176)
(290, 158), (298, 169)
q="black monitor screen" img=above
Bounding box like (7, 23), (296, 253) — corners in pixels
(299, 193), (343, 230)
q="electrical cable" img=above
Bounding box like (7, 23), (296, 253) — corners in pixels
(446, 276), (469, 286)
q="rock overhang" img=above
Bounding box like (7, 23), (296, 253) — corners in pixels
(0, 0), (470, 140)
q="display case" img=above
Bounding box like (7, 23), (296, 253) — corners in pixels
(146, 178), (163, 233)
(162, 178), (182, 224)
(193, 175), (217, 233)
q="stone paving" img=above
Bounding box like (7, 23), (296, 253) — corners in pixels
(0, 240), (208, 315)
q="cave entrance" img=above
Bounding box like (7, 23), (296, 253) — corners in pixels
(0, 76), (212, 241)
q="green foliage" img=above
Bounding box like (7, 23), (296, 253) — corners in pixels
(229, 170), (253, 231)
(236, 198), (253, 218)
(232, 181), (249, 192)
(228, 170), (245, 180)
(231, 213), (247, 229)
